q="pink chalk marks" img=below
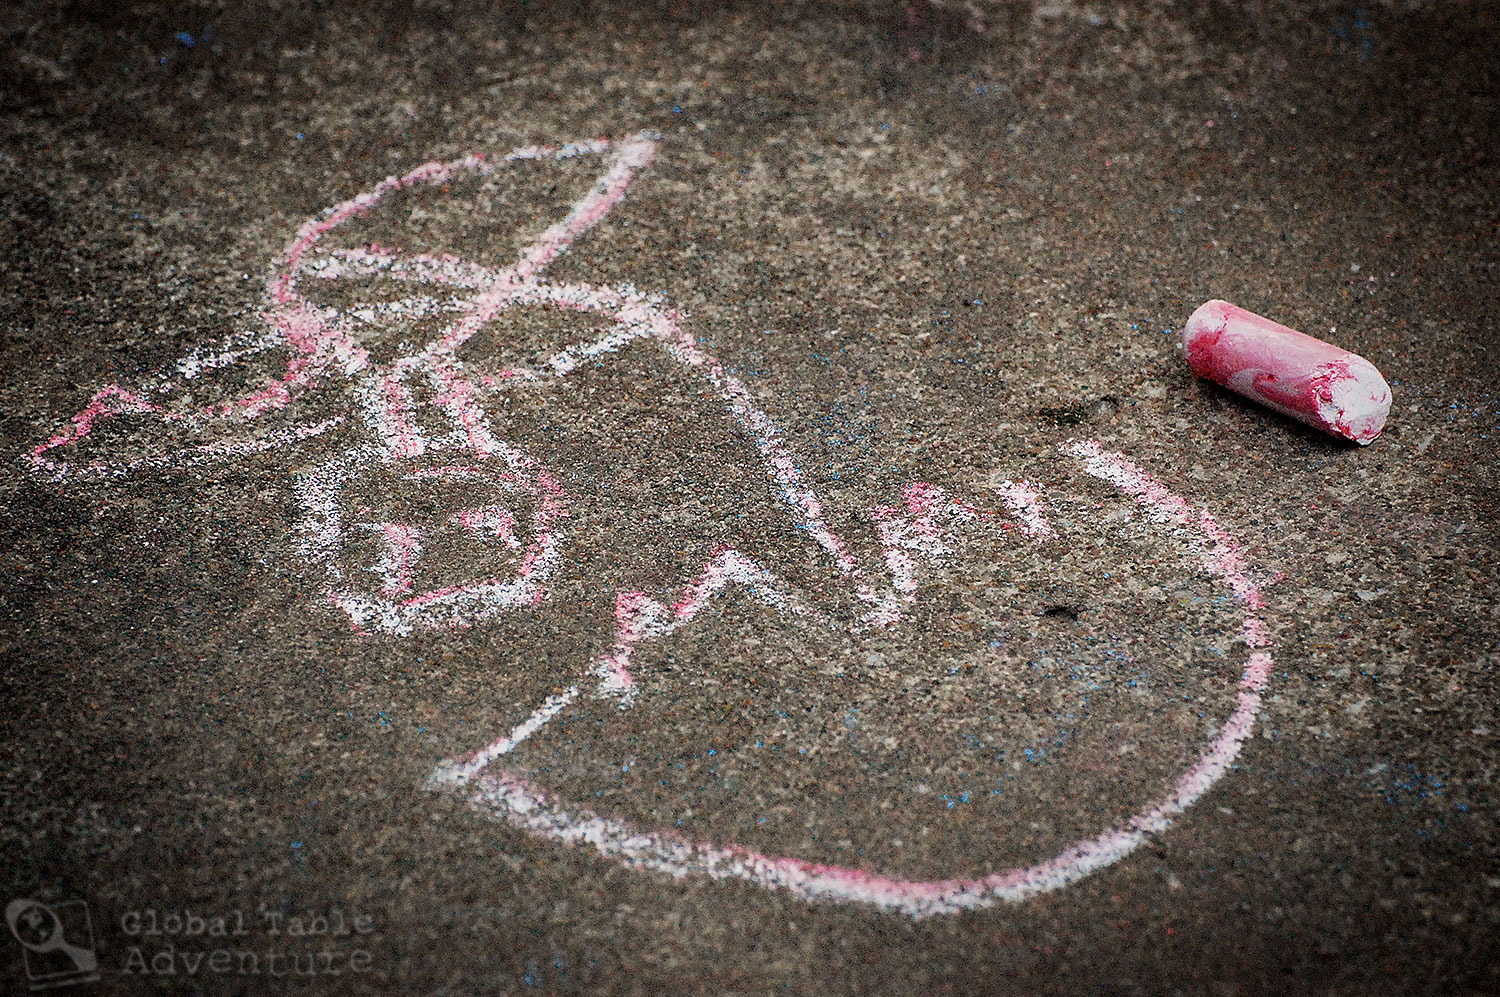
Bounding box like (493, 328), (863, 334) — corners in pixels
(25, 137), (639, 480)
(992, 479), (1055, 539)
(432, 440), (1275, 918)
(25, 129), (1279, 918)
(296, 454), (567, 636)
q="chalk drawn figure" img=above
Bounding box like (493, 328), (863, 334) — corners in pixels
(27, 132), (1275, 918)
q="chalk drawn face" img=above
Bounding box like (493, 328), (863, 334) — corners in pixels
(27, 132), (1276, 919)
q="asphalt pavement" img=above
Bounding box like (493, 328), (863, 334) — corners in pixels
(2, 2), (1497, 994)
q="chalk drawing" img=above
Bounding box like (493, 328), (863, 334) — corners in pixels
(26, 131), (1276, 918)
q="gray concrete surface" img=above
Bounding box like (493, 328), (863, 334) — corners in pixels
(2, 1), (1497, 993)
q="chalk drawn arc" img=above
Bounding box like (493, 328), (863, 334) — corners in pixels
(430, 441), (1275, 919)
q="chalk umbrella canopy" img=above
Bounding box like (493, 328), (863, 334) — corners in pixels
(24, 136), (665, 481)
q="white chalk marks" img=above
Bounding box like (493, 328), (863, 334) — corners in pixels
(27, 132), (1275, 918)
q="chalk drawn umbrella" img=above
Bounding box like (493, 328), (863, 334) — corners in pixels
(27, 132), (1276, 918)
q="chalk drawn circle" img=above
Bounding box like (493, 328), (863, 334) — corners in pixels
(434, 442), (1274, 919)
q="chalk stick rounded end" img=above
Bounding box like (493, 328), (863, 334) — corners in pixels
(1180, 299), (1237, 375)
(1314, 354), (1392, 445)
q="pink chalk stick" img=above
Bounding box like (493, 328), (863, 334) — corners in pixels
(1181, 300), (1392, 445)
